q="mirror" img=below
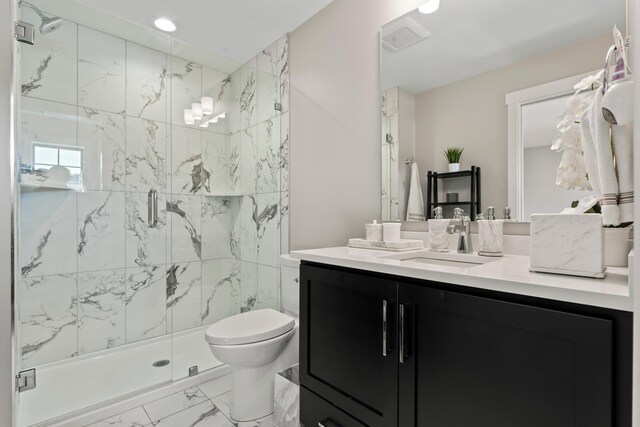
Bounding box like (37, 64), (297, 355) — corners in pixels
(381, 0), (627, 222)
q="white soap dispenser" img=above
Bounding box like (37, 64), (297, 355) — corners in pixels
(477, 206), (504, 257)
(428, 207), (450, 252)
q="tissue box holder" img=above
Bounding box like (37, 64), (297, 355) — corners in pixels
(530, 214), (606, 279)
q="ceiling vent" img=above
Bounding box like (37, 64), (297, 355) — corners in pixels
(382, 17), (431, 52)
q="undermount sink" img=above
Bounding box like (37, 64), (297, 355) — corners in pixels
(382, 250), (498, 268)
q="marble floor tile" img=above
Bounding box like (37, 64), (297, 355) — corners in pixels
(210, 393), (274, 427)
(274, 373), (299, 427)
(153, 401), (233, 427)
(85, 406), (152, 427)
(143, 386), (209, 423)
(197, 376), (233, 400)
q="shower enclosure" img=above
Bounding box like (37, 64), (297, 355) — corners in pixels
(12, 1), (290, 425)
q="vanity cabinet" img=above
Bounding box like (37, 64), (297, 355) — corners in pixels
(300, 263), (632, 427)
(299, 264), (398, 427)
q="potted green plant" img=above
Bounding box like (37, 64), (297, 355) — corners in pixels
(443, 147), (464, 172)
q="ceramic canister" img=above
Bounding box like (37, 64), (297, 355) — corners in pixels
(477, 220), (504, 257)
(383, 222), (402, 242)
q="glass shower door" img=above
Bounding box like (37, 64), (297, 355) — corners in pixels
(16, 3), (174, 425)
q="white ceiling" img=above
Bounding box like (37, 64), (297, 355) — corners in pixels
(381, 0), (626, 93)
(39, 0), (334, 70)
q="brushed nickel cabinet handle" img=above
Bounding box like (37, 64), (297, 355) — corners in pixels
(399, 303), (406, 364)
(382, 299), (388, 357)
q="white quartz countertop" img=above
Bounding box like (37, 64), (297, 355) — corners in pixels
(290, 247), (633, 312)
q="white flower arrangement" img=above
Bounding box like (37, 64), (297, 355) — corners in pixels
(551, 70), (604, 191)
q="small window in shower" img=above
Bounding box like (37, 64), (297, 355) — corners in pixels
(33, 143), (83, 184)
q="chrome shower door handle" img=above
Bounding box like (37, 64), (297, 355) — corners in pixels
(148, 189), (158, 228)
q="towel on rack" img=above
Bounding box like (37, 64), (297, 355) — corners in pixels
(406, 162), (425, 221)
(612, 123), (634, 223)
(579, 106), (602, 198)
(590, 90), (620, 226)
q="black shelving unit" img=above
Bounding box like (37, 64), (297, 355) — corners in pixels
(426, 165), (481, 219)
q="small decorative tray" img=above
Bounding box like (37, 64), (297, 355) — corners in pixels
(348, 238), (424, 252)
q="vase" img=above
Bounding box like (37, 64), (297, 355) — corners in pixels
(603, 227), (631, 267)
(448, 163), (460, 172)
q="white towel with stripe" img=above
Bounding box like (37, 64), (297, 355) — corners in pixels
(612, 123), (634, 223)
(406, 162), (425, 221)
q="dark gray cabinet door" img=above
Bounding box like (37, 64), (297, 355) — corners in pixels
(300, 264), (398, 427)
(398, 283), (613, 427)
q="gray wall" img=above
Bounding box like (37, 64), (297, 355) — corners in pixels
(414, 34), (612, 213)
(288, 0), (422, 250)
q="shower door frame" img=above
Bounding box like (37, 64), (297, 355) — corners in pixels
(1, 0), (19, 425)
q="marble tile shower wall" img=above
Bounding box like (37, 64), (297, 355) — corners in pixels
(18, 15), (289, 368)
(381, 87), (399, 221)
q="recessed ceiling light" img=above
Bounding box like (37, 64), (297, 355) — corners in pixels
(418, 0), (440, 14)
(154, 17), (176, 32)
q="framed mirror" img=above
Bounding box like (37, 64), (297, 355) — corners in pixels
(380, 0), (628, 222)
(506, 71), (599, 221)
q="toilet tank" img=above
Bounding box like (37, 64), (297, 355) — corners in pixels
(280, 255), (300, 317)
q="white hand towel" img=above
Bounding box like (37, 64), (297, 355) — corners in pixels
(590, 90), (620, 226)
(579, 106), (602, 198)
(612, 124), (634, 223)
(406, 162), (425, 221)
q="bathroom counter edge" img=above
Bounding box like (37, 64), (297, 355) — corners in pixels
(290, 247), (633, 312)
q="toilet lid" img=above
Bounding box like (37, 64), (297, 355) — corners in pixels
(205, 309), (295, 345)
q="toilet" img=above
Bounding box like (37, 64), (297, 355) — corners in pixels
(205, 255), (300, 422)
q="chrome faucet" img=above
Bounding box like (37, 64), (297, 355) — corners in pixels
(447, 209), (473, 253)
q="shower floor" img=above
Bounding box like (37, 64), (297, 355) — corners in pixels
(19, 326), (223, 427)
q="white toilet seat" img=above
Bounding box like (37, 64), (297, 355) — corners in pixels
(205, 308), (295, 346)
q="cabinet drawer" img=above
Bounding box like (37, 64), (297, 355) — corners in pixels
(301, 386), (366, 427)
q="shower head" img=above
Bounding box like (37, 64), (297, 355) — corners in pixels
(39, 15), (63, 34)
(19, 1), (63, 34)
